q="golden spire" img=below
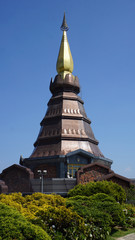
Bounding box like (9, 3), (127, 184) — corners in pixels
(56, 13), (74, 79)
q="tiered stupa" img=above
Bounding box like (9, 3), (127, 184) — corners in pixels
(20, 14), (112, 178)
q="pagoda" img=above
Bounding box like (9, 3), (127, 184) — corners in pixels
(20, 14), (112, 178)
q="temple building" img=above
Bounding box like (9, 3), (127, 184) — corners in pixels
(0, 14), (132, 194)
(20, 14), (112, 179)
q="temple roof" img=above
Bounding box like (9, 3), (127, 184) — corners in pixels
(28, 14), (106, 160)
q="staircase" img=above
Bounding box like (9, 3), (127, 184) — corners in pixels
(31, 178), (76, 196)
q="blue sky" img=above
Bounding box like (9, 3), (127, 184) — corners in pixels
(0, 0), (135, 178)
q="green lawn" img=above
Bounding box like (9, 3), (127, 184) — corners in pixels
(107, 227), (135, 239)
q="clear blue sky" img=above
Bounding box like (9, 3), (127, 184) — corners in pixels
(0, 0), (135, 178)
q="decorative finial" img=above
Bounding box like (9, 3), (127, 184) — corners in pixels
(60, 12), (69, 31)
(56, 13), (73, 79)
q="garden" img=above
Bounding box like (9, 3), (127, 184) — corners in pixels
(0, 181), (135, 240)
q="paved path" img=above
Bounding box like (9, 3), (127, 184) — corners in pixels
(117, 233), (135, 240)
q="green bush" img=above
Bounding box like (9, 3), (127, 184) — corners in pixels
(0, 202), (51, 240)
(89, 193), (116, 202)
(0, 193), (109, 240)
(32, 205), (87, 240)
(125, 185), (135, 204)
(66, 193), (126, 233)
(24, 192), (66, 207)
(122, 203), (135, 217)
(0, 192), (66, 222)
(0, 192), (131, 240)
(68, 181), (126, 203)
(32, 203), (109, 240)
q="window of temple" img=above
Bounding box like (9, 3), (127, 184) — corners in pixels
(68, 164), (85, 178)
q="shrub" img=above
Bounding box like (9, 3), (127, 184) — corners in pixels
(122, 203), (135, 217)
(68, 181), (126, 203)
(125, 185), (135, 204)
(32, 205), (87, 239)
(66, 193), (126, 233)
(1, 193), (103, 239)
(0, 192), (66, 221)
(33, 204), (109, 240)
(0, 193), (24, 212)
(0, 202), (51, 240)
(89, 193), (116, 202)
(24, 192), (66, 207)
(0, 192), (129, 239)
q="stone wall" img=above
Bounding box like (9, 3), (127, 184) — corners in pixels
(76, 163), (131, 188)
(0, 164), (34, 193)
(77, 163), (112, 184)
(78, 165), (109, 184)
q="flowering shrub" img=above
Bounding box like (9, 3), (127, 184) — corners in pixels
(34, 204), (109, 240)
(0, 193), (109, 239)
(33, 205), (86, 239)
(122, 204), (135, 217)
(0, 190), (134, 240)
(66, 193), (126, 233)
(122, 203), (135, 228)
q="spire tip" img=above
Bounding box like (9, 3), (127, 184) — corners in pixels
(60, 12), (69, 31)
